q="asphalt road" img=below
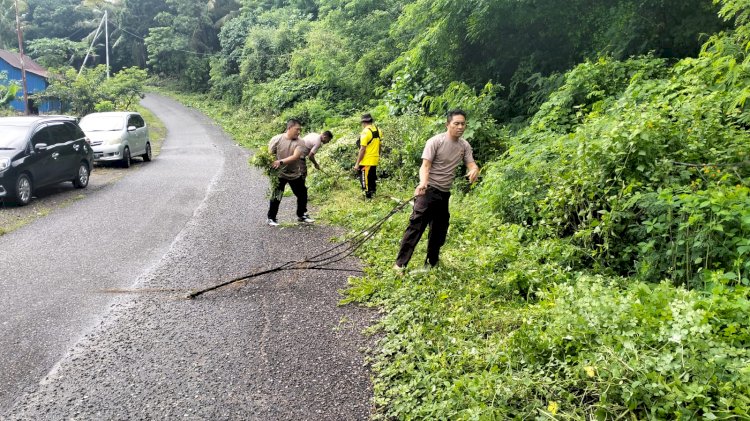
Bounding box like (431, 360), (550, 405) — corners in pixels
(0, 94), (373, 419)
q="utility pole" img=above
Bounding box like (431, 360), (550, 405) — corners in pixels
(14, 0), (29, 115)
(105, 10), (110, 79)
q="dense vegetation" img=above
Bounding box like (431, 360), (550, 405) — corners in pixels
(5, 0), (750, 418)
(1, 0), (729, 120)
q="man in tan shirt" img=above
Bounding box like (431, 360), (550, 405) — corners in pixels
(267, 119), (314, 226)
(300, 130), (333, 175)
(394, 109), (480, 269)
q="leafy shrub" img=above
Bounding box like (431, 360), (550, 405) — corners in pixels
(182, 56), (210, 92)
(621, 185), (750, 287)
(528, 56), (669, 134)
(279, 98), (334, 130)
(37, 65), (147, 116)
(506, 277), (750, 419)
(383, 65), (445, 115)
(209, 71), (244, 105)
(244, 74), (320, 114)
(0, 71), (19, 108)
(94, 100), (115, 112)
(478, 42), (750, 285)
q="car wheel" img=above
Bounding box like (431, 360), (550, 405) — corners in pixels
(142, 142), (152, 162)
(14, 173), (32, 206)
(121, 147), (131, 168)
(73, 162), (90, 188)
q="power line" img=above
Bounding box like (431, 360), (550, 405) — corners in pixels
(109, 21), (144, 40)
(109, 20), (217, 57)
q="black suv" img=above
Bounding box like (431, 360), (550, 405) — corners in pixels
(0, 116), (94, 206)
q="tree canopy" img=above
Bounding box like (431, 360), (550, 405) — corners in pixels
(5, 0), (728, 121)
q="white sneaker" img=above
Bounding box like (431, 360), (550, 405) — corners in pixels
(267, 218), (279, 226)
(298, 214), (315, 223)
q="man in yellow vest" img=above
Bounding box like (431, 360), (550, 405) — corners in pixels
(354, 113), (381, 199)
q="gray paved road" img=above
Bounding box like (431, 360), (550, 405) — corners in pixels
(0, 94), (373, 419)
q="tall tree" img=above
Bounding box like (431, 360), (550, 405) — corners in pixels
(112, 0), (169, 68)
(387, 0), (727, 89)
(145, 0), (229, 87)
(24, 0), (96, 41)
(26, 37), (87, 67)
(0, 0), (25, 50)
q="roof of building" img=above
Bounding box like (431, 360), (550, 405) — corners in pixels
(0, 49), (49, 78)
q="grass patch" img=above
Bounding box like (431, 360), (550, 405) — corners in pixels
(0, 206), (50, 236)
(137, 103), (167, 155)
(0, 214), (38, 236)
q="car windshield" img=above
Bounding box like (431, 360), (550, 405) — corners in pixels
(79, 115), (124, 132)
(0, 125), (30, 150)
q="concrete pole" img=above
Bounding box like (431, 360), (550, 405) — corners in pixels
(105, 10), (110, 79)
(14, 0), (29, 115)
(80, 13), (105, 76)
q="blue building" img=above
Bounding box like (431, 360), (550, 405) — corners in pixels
(0, 49), (59, 113)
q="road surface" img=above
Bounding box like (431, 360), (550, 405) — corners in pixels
(0, 94), (373, 420)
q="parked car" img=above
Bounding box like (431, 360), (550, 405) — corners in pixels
(79, 111), (151, 168)
(0, 116), (94, 206)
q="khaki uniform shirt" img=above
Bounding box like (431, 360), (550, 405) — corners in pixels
(422, 133), (475, 192)
(269, 134), (308, 180)
(302, 133), (323, 156)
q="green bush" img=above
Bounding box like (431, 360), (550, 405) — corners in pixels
(622, 185), (750, 287)
(209, 72), (244, 105)
(528, 56), (669, 134)
(477, 40), (750, 285)
(507, 277), (750, 419)
(280, 98), (335, 130)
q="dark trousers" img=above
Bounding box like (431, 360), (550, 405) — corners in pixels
(359, 166), (377, 198)
(395, 187), (451, 267)
(267, 176), (307, 220)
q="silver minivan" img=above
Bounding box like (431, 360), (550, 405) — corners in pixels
(79, 112), (151, 168)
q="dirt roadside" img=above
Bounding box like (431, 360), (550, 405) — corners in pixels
(0, 107), (165, 236)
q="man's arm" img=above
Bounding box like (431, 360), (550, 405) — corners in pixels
(355, 146), (366, 170)
(272, 148), (303, 169)
(309, 152), (320, 170)
(466, 162), (480, 183)
(414, 159), (432, 196)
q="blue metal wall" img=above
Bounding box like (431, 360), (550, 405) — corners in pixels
(1, 60), (59, 113)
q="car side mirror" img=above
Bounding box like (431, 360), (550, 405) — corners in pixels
(34, 143), (48, 151)
(127, 125), (137, 132)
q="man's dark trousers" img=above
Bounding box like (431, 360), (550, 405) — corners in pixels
(267, 177), (308, 220)
(395, 187), (450, 267)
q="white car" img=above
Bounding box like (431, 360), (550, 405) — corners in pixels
(79, 111), (151, 168)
